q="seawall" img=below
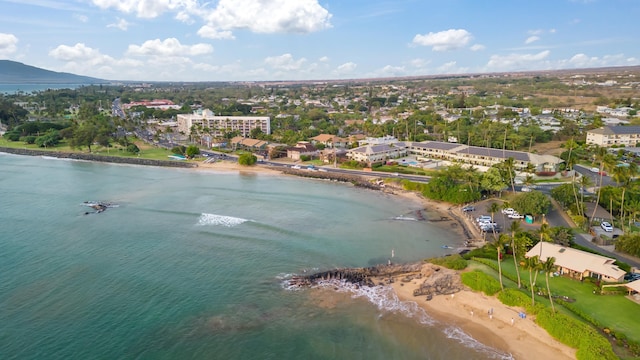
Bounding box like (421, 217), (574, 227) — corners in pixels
(0, 147), (198, 168)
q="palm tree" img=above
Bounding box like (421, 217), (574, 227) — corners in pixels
(590, 146), (616, 225)
(504, 157), (516, 193)
(542, 257), (557, 312)
(524, 255), (541, 306)
(493, 234), (509, 291)
(488, 202), (501, 240)
(578, 174), (592, 219)
(509, 221), (523, 288)
(612, 162), (637, 230)
(534, 223), (552, 284)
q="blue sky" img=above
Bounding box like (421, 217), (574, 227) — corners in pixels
(0, 0), (638, 82)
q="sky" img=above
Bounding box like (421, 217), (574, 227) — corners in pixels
(0, 0), (639, 82)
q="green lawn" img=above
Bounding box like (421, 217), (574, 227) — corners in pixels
(475, 256), (640, 343)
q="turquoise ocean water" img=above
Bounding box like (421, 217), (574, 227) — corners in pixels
(0, 154), (512, 359)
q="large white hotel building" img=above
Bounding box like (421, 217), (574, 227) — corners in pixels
(176, 109), (270, 138)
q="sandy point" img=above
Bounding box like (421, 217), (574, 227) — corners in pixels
(390, 265), (576, 360)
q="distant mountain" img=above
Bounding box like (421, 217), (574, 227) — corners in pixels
(0, 60), (106, 84)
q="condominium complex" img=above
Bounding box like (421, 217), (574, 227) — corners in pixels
(586, 126), (640, 147)
(177, 109), (270, 138)
(346, 139), (562, 172)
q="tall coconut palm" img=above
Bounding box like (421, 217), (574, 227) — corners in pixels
(509, 220), (523, 288)
(493, 234), (510, 291)
(542, 257), (557, 312)
(488, 202), (501, 240)
(612, 162), (637, 230)
(534, 223), (552, 284)
(524, 255), (541, 306)
(589, 146), (616, 225)
(578, 174), (592, 219)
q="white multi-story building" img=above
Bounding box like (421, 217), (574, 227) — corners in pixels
(586, 126), (640, 147)
(177, 109), (270, 138)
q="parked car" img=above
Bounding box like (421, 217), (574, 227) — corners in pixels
(476, 215), (492, 224)
(501, 208), (515, 215)
(624, 273), (640, 281)
(508, 212), (525, 219)
(590, 167), (599, 173)
(521, 186), (532, 192)
(600, 221), (613, 232)
(462, 205), (475, 212)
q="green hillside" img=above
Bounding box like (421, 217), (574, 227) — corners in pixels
(0, 60), (106, 84)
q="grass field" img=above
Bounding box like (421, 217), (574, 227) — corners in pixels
(475, 256), (640, 344)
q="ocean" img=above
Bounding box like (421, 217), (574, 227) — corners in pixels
(0, 153), (511, 360)
(0, 84), (86, 94)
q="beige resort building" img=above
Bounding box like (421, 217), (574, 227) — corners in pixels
(177, 109), (270, 138)
(346, 140), (562, 172)
(586, 126), (640, 147)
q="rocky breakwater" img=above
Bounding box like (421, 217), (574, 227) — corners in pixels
(0, 147), (197, 168)
(279, 168), (382, 190)
(288, 262), (463, 301)
(408, 264), (464, 301)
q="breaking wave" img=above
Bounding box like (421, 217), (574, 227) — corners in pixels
(444, 326), (514, 359)
(284, 278), (513, 359)
(197, 213), (249, 227)
(312, 280), (435, 326)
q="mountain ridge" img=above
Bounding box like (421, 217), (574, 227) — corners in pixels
(0, 60), (107, 84)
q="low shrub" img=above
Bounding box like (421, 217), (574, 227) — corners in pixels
(462, 246), (497, 260)
(461, 270), (501, 295)
(497, 288), (530, 307)
(427, 254), (468, 270)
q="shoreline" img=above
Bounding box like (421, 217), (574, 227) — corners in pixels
(4, 149), (575, 358)
(386, 264), (577, 360)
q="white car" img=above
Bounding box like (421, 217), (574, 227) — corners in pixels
(502, 208), (515, 215)
(521, 186), (532, 192)
(600, 221), (613, 232)
(476, 215), (492, 224)
(508, 212), (524, 219)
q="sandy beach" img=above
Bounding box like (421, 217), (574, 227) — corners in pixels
(389, 265), (577, 360)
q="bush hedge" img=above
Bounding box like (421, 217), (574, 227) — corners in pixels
(460, 270), (501, 296)
(426, 254), (468, 270)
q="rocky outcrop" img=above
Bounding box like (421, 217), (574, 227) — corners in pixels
(410, 264), (464, 299)
(0, 147), (197, 168)
(288, 262), (463, 301)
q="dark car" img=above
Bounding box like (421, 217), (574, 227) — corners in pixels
(462, 205), (475, 212)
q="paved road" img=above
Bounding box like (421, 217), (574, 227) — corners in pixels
(574, 164), (614, 187)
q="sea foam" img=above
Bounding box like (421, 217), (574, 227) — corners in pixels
(197, 213), (249, 227)
(313, 280), (435, 326)
(444, 326), (514, 360)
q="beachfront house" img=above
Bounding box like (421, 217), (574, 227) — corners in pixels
(287, 141), (319, 161)
(525, 242), (625, 283)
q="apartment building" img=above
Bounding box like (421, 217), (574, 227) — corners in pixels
(586, 126), (640, 147)
(177, 109), (270, 138)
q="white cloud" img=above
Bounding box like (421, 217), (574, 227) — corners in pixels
(201, 0), (332, 38)
(197, 25), (235, 40)
(264, 53), (307, 71)
(90, 0), (191, 19)
(528, 29), (543, 36)
(0, 33), (19, 56)
(409, 58), (430, 68)
(470, 44), (485, 51)
(561, 53), (639, 68)
(486, 50), (551, 70)
(49, 43), (102, 61)
(73, 13), (88, 23)
(107, 18), (130, 31)
(525, 36), (540, 44)
(412, 29), (472, 51)
(319, 56), (329, 62)
(335, 62), (357, 75)
(436, 61), (468, 74)
(126, 38), (213, 57)
(375, 65), (406, 77)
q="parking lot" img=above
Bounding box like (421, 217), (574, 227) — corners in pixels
(459, 199), (533, 240)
